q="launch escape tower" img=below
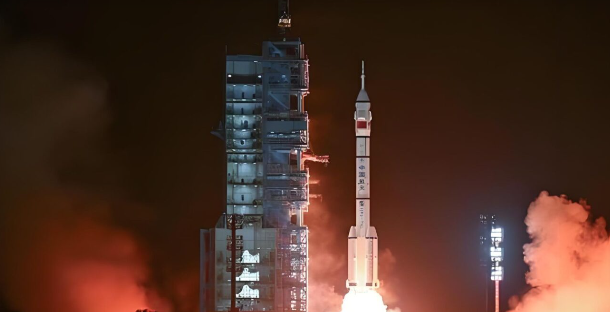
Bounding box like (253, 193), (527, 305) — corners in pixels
(200, 3), (328, 308)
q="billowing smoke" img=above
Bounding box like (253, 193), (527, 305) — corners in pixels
(509, 191), (610, 312)
(377, 250), (402, 312)
(0, 191), (168, 312)
(308, 201), (344, 312)
(0, 32), (168, 311)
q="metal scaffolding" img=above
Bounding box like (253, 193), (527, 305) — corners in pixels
(201, 38), (319, 312)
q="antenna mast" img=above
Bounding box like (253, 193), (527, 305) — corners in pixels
(278, 0), (291, 35)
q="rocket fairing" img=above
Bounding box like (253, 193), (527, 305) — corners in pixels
(347, 61), (380, 292)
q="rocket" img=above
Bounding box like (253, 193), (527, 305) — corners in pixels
(347, 61), (379, 292)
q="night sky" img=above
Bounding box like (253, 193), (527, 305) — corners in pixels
(1, 1), (610, 312)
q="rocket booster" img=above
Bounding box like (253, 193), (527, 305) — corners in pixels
(347, 61), (379, 291)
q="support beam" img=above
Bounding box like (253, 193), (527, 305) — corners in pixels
(495, 280), (500, 312)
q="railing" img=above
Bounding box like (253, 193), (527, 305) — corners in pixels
(226, 130), (260, 140)
(265, 111), (308, 121)
(266, 137), (307, 145)
(268, 77), (307, 89)
(226, 198), (263, 206)
(265, 178), (307, 188)
(226, 74), (262, 85)
(266, 164), (308, 175)
(265, 189), (308, 201)
(226, 97), (263, 102)
(227, 154), (263, 163)
(226, 107), (263, 115)
(226, 139), (262, 150)
(227, 178), (263, 185)
(225, 118), (262, 130)
(266, 172), (308, 186)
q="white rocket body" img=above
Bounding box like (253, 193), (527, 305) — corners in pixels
(347, 62), (379, 292)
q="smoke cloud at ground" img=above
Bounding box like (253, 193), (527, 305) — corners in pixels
(509, 191), (610, 312)
(0, 34), (169, 311)
(0, 191), (168, 312)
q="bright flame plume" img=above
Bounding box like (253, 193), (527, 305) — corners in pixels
(340, 289), (387, 312)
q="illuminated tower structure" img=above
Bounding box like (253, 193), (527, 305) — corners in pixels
(479, 214), (504, 312)
(201, 40), (312, 312)
(489, 216), (504, 312)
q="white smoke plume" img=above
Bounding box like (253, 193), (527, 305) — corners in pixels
(509, 191), (610, 312)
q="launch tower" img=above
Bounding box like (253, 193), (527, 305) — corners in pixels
(200, 2), (323, 309)
(201, 39), (311, 312)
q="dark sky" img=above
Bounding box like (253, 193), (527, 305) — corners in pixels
(1, 1), (610, 312)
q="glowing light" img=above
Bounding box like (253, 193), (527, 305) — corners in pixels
(340, 289), (387, 312)
(490, 247), (503, 258)
(491, 228), (503, 239)
(240, 250), (260, 263)
(236, 268), (259, 281)
(236, 285), (259, 298)
(490, 226), (504, 281)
